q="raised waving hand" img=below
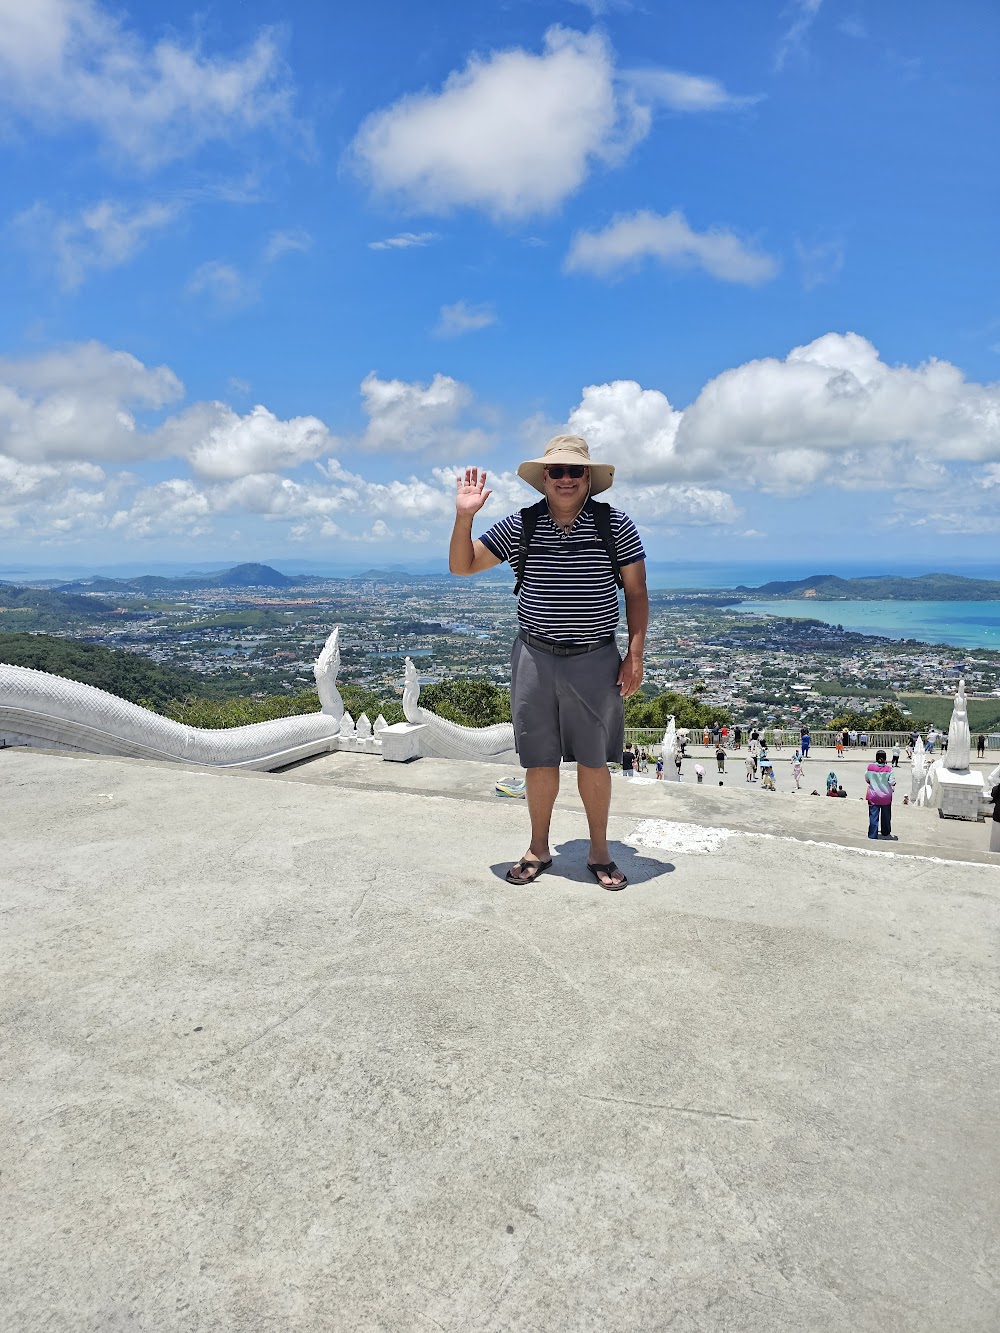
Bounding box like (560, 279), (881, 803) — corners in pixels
(455, 467), (492, 517)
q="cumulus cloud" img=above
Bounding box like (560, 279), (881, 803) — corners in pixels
(109, 478), (211, 537)
(350, 27), (648, 220)
(368, 231), (437, 251)
(0, 0), (295, 168)
(565, 333), (1000, 495)
(15, 198), (182, 288)
(355, 371), (491, 456)
(0, 341), (182, 462)
(434, 301), (497, 337)
(171, 404), (336, 480)
(565, 209), (779, 284)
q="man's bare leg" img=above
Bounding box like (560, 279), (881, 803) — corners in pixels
(577, 763), (625, 887)
(507, 765), (560, 882)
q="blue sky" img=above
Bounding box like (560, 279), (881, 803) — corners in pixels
(1, 0), (999, 571)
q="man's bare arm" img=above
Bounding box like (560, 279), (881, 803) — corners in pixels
(616, 559), (648, 697)
(450, 467), (502, 575)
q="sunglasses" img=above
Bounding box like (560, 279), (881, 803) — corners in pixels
(544, 465), (587, 479)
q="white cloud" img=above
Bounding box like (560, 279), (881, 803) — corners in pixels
(351, 27), (648, 220)
(774, 0), (823, 73)
(178, 404), (335, 481)
(15, 198), (182, 289)
(434, 301), (497, 338)
(622, 69), (761, 112)
(567, 379), (683, 483)
(565, 333), (1000, 495)
(368, 231), (438, 251)
(0, 0), (295, 168)
(0, 341), (182, 462)
(565, 209), (779, 284)
(355, 371), (491, 456)
(186, 260), (259, 311)
(109, 478), (211, 537)
(262, 228), (312, 263)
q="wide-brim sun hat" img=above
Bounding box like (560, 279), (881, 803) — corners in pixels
(517, 434), (614, 496)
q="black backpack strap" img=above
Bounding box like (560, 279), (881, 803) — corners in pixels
(512, 499), (546, 595)
(587, 499), (624, 589)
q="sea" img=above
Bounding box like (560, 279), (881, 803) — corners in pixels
(643, 560), (1000, 651)
(733, 600), (1000, 650)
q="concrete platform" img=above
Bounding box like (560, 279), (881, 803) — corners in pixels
(3, 748), (1000, 1331)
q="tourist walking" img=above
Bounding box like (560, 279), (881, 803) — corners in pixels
(745, 754), (756, 783)
(674, 751), (683, 781)
(865, 748), (897, 840)
(773, 728), (783, 749)
(715, 745), (726, 774)
(978, 734), (986, 758)
(860, 730), (868, 749)
(734, 725), (742, 750)
(450, 437), (647, 889)
(655, 755), (663, 779)
(622, 743), (635, 777)
(791, 756), (803, 790)
(926, 727), (938, 753)
(836, 736), (844, 759)
(801, 729), (811, 758)
(891, 741), (900, 767)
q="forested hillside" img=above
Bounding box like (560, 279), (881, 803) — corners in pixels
(0, 634), (206, 709)
(0, 583), (109, 631)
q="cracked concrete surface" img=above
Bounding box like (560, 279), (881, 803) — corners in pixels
(2, 747), (999, 1332)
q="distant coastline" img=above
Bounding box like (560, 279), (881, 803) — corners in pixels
(725, 572), (1000, 602)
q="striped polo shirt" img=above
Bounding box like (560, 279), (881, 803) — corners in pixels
(479, 503), (645, 644)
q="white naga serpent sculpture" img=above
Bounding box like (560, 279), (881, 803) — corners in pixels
(402, 656), (515, 760)
(0, 627), (347, 771)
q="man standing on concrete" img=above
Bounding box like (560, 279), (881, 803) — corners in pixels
(449, 436), (647, 890)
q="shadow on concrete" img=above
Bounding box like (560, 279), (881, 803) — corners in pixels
(490, 838), (675, 886)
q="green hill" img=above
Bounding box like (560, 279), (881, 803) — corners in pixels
(736, 573), (1000, 601)
(0, 584), (110, 631)
(57, 562), (295, 594)
(0, 634), (205, 709)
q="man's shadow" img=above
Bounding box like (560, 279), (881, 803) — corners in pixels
(491, 838), (674, 886)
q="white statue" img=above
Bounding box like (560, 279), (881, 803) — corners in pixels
(373, 714), (388, 734)
(313, 626), (345, 721)
(355, 712), (372, 740)
(1, 628), (348, 770)
(660, 715), (678, 777)
(402, 656), (515, 759)
(339, 710), (355, 738)
(910, 736), (932, 805)
(945, 678), (971, 771)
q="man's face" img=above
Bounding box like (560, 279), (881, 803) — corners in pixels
(542, 464), (590, 506)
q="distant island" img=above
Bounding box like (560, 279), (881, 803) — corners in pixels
(732, 573), (1000, 602)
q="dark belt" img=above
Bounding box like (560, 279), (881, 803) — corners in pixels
(518, 629), (615, 657)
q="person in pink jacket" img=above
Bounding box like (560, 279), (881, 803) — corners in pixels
(865, 748), (897, 840)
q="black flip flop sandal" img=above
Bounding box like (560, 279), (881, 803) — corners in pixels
(588, 861), (627, 890)
(505, 857), (553, 884)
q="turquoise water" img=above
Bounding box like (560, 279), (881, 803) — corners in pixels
(736, 600), (1000, 650)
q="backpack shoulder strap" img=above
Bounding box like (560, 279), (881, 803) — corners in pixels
(512, 499), (547, 596)
(587, 499), (624, 589)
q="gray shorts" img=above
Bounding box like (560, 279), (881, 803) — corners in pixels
(510, 637), (624, 769)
